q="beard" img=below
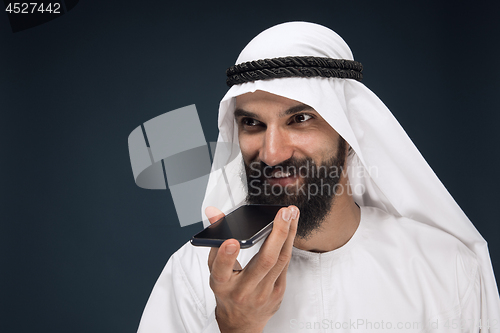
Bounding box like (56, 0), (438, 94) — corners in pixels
(244, 138), (347, 239)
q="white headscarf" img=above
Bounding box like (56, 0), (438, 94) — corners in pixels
(201, 21), (500, 322)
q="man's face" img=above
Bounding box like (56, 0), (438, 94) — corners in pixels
(234, 90), (348, 239)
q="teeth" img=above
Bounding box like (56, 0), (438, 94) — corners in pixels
(274, 171), (291, 178)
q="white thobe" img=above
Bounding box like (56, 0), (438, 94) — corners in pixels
(137, 206), (482, 332)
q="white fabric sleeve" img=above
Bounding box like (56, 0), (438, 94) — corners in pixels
(456, 246), (500, 333)
(437, 248), (483, 333)
(202, 310), (222, 333)
(459, 259), (482, 333)
(137, 250), (221, 333)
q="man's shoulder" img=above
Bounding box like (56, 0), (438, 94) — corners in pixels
(164, 242), (211, 285)
(361, 206), (477, 253)
(357, 206), (481, 311)
(171, 240), (211, 273)
(360, 206), (479, 284)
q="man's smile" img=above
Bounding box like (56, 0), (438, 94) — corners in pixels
(265, 169), (300, 187)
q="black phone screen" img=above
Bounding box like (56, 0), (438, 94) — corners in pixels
(191, 204), (286, 248)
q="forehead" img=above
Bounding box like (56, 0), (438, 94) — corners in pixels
(235, 90), (305, 111)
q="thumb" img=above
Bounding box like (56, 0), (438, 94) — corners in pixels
(205, 206), (225, 225)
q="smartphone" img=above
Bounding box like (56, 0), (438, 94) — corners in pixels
(190, 204), (287, 248)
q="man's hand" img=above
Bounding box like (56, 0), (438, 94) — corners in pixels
(205, 205), (299, 333)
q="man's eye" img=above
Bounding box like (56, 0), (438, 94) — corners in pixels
(242, 118), (260, 126)
(292, 114), (313, 123)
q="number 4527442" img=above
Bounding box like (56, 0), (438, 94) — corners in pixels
(5, 3), (62, 14)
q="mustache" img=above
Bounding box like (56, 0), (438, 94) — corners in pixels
(245, 157), (314, 179)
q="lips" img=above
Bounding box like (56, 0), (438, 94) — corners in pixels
(266, 169), (299, 187)
(273, 170), (292, 178)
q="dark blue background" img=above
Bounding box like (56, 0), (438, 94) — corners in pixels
(1, 0), (499, 332)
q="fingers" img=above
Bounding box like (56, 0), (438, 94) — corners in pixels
(206, 205), (297, 329)
(207, 205), (298, 290)
(205, 206), (225, 225)
(206, 206), (227, 272)
(264, 206), (299, 285)
(273, 261), (290, 295)
(244, 206), (299, 286)
(233, 260), (243, 271)
(208, 242), (242, 273)
(208, 247), (218, 272)
(209, 239), (241, 285)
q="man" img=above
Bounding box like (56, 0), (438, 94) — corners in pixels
(137, 22), (500, 332)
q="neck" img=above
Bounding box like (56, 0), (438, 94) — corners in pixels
(293, 177), (361, 253)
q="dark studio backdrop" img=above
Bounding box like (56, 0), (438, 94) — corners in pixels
(1, 0), (499, 332)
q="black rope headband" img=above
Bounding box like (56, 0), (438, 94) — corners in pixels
(226, 56), (363, 87)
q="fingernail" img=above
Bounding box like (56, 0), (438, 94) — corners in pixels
(226, 244), (237, 255)
(282, 208), (291, 222)
(291, 207), (298, 220)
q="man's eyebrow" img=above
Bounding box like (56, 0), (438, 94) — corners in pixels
(279, 104), (314, 117)
(234, 108), (259, 119)
(234, 104), (314, 120)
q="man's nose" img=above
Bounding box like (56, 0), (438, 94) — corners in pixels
(259, 126), (294, 167)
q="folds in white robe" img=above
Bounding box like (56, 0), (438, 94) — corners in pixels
(137, 206), (485, 333)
